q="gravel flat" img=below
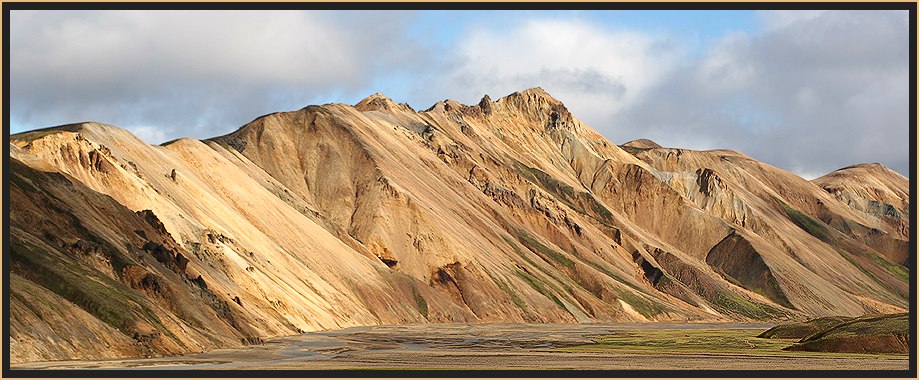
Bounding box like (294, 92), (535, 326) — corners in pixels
(13, 323), (909, 371)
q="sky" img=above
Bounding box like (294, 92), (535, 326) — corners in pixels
(9, 10), (911, 178)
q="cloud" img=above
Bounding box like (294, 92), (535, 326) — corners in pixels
(426, 12), (909, 177)
(10, 10), (422, 142)
(10, 10), (909, 178)
(424, 18), (682, 126)
(759, 10), (830, 30)
(611, 10), (910, 177)
(126, 125), (168, 144)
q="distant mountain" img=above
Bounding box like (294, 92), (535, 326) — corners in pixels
(8, 88), (909, 363)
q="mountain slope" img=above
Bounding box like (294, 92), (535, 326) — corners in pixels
(8, 88), (910, 364)
(813, 164), (910, 265)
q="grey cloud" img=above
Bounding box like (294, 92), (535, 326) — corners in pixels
(527, 68), (628, 97)
(443, 67), (628, 104)
(425, 11), (909, 178)
(10, 10), (424, 142)
(10, 10), (909, 179)
(612, 10), (910, 177)
(420, 17), (683, 148)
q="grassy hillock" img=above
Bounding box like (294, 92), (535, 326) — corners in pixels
(765, 313), (909, 354)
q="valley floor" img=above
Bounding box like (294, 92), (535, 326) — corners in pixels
(13, 323), (909, 371)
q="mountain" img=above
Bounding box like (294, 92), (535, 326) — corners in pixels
(8, 88), (910, 364)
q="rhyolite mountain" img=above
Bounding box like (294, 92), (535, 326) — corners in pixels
(8, 88), (910, 363)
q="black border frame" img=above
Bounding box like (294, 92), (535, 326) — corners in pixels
(1, 2), (916, 378)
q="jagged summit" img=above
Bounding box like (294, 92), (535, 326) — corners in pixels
(497, 87), (573, 126)
(498, 87), (564, 107)
(478, 95), (494, 115)
(350, 88), (573, 132)
(509, 87), (559, 101)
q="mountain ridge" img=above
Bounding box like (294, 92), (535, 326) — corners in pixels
(8, 88), (910, 364)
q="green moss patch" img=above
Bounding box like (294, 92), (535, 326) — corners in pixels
(775, 197), (831, 242)
(515, 162), (615, 226)
(515, 270), (568, 312)
(487, 272), (529, 316)
(10, 238), (164, 337)
(505, 233), (666, 318)
(867, 252), (909, 284)
(614, 289), (665, 319)
(513, 229), (575, 269)
(710, 289), (787, 320)
(412, 288), (429, 319)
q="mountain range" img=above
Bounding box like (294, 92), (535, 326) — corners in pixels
(8, 88), (910, 363)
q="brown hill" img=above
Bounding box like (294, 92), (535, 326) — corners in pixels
(8, 88), (910, 364)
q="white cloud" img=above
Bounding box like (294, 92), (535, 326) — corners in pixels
(759, 10), (829, 30)
(10, 10), (908, 177)
(427, 18), (681, 127)
(613, 10), (910, 177)
(696, 32), (756, 93)
(427, 12), (908, 177)
(127, 125), (168, 144)
(10, 10), (421, 140)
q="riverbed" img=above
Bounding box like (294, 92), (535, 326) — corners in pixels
(13, 323), (909, 371)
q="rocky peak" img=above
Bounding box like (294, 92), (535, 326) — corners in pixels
(478, 95), (494, 115)
(424, 99), (468, 114)
(516, 87), (559, 102)
(354, 93), (402, 112)
(498, 88), (574, 130)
